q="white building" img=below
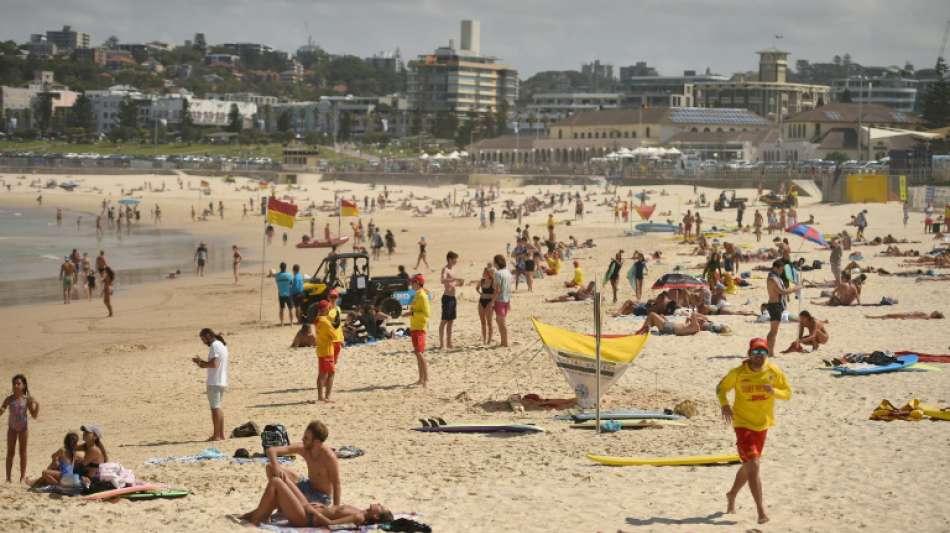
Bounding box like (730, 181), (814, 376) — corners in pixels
(206, 92), (279, 107)
(86, 85), (153, 133)
(152, 93), (257, 129)
(831, 73), (917, 112)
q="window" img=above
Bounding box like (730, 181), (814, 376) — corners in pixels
(645, 127), (650, 138)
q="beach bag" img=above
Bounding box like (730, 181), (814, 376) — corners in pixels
(261, 424), (290, 451)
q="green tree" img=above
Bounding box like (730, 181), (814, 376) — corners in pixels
(180, 98), (197, 141)
(839, 88), (853, 103)
(432, 110), (458, 140)
(118, 97), (139, 129)
(456, 109), (478, 147)
(33, 92), (54, 132)
(68, 93), (95, 132)
(338, 111), (353, 141)
(921, 57), (950, 129)
(276, 110), (292, 132)
(410, 109), (425, 136)
(227, 103), (243, 132)
(479, 110), (496, 140)
(495, 99), (510, 136)
(825, 151), (849, 164)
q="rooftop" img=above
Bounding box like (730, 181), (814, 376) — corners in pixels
(786, 103), (923, 124)
(552, 107), (769, 128)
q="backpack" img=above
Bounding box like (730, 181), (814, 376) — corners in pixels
(261, 424), (290, 451)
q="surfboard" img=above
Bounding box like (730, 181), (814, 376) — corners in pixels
(587, 453), (741, 466)
(921, 405), (950, 421)
(84, 483), (162, 501)
(635, 222), (677, 233)
(571, 419), (686, 429)
(832, 355), (918, 376)
(556, 410), (685, 422)
(412, 421), (544, 434)
(123, 488), (190, 501)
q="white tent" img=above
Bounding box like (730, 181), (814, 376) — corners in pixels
(419, 153), (429, 160)
(665, 147), (682, 155)
(863, 126), (942, 141)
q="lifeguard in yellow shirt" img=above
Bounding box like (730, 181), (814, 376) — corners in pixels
(717, 337), (791, 525)
(564, 260), (584, 288)
(404, 274), (430, 388)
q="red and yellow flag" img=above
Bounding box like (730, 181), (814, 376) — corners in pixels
(259, 180), (269, 190)
(340, 199), (359, 217)
(267, 197), (298, 228)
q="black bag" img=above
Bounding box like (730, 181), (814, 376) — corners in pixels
(261, 424), (290, 451)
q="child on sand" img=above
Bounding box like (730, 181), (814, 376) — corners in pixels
(1, 374), (40, 482)
(315, 301), (336, 402)
(717, 338), (792, 525)
(405, 275), (430, 387)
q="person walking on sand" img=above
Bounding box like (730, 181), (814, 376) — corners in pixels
(260, 420), (341, 506)
(232, 246), (242, 284)
(718, 337), (792, 525)
(315, 301), (336, 402)
(194, 242), (209, 277)
(439, 251), (464, 350)
(275, 262), (294, 326)
(327, 290), (344, 371)
(682, 211), (693, 242)
(1, 374), (40, 483)
(492, 255), (513, 348)
(405, 274), (430, 387)
(765, 260), (798, 356)
(605, 251), (623, 304)
(192, 328), (228, 441)
(59, 256), (75, 305)
(753, 210), (763, 242)
(414, 236), (430, 271)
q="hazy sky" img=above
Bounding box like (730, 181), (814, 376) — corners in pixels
(2, 0), (947, 77)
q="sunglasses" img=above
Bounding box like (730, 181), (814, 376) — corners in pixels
(750, 349), (769, 356)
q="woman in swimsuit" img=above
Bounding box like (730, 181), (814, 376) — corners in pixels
(476, 265), (496, 344)
(241, 476), (392, 527)
(414, 236), (429, 270)
(232, 245), (242, 284)
(29, 431), (81, 487)
(75, 425), (107, 483)
(1, 374), (40, 483)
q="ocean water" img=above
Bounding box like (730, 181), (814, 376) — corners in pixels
(0, 207), (233, 306)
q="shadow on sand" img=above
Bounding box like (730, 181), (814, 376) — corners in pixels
(625, 512), (737, 527)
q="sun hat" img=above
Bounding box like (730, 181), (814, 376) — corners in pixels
(80, 424), (103, 439)
(412, 274), (425, 286)
(317, 300), (330, 311)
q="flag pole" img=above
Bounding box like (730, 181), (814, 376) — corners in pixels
(594, 282), (602, 435)
(337, 197), (342, 241)
(258, 201), (268, 322)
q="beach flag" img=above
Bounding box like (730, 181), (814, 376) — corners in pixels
(340, 199), (359, 217)
(259, 180), (269, 190)
(267, 197), (298, 229)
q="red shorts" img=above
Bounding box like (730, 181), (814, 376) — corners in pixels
(735, 427), (767, 462)
(318, 356), (336, 374)
(493, 301), (510, 318)
(333, 341), (342, 362)
(410, 330), (426, 353)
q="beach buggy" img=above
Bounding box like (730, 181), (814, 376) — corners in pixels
(299, 252), (411, 323)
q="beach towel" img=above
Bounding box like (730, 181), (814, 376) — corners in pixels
(870, 399), (925, 421)
(896, 351), (950, 363)
(145, 448), (294, 466)
(255, 513), (425, 533)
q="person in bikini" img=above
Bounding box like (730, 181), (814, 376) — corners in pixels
(261, 420), (341, 507)
(476, 265), (495, 345)
(635, 311), (711, 336)
(781, 310), (829, 353)
(240, 478), (391, 527)
(866, 311), (944, 320)
(546, 281), (596, 303)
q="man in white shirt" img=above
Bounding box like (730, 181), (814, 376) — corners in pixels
(193, 328), (229, 441)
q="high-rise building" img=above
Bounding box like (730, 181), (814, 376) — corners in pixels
(619, 62), (659, 82)
(45, 25), (90, 51)
(831, 69), (918, 112)
(408, 19), (518, 116)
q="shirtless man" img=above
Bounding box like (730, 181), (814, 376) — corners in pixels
(59, 257), (76, 304)
(439, 251), (464, 349)
(682, 211), (694, 243)
(635, 311), (710, 336)
(781, 310), (828, 353)
(820, 277), (859, 306)
(263, 420), (340, 506)
(546, 281), (596, 303)
(766, 260), (799, 356)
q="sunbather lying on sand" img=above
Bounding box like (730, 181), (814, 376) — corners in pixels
(635, 312), (718, 336)
(865, 311), (944, 320)
(881, 246), (919, 257)
(240, 476), (392, 527)
(546, 282), (596, 303)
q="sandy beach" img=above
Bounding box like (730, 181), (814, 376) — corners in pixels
(0, 171), (948, 533)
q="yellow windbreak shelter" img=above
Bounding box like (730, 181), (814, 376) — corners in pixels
(846, 174), (889, 203)
(531, 318), (648, 408)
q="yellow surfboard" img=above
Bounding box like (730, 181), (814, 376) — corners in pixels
(587, 453), (741, 466)
(921, 406), (950, 421)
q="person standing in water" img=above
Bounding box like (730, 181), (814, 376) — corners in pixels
(718, 337), (792, 525)
(194, 242), (209, 277)
(102, 266), (115, 317)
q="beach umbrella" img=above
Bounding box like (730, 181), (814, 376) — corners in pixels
(118, 198), (140, 206)
(651, 273), (705, 291)
(666, 147), (682, 155)
(785, 223), (828, 247)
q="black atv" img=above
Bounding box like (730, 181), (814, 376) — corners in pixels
(299, 252), (409, 323)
